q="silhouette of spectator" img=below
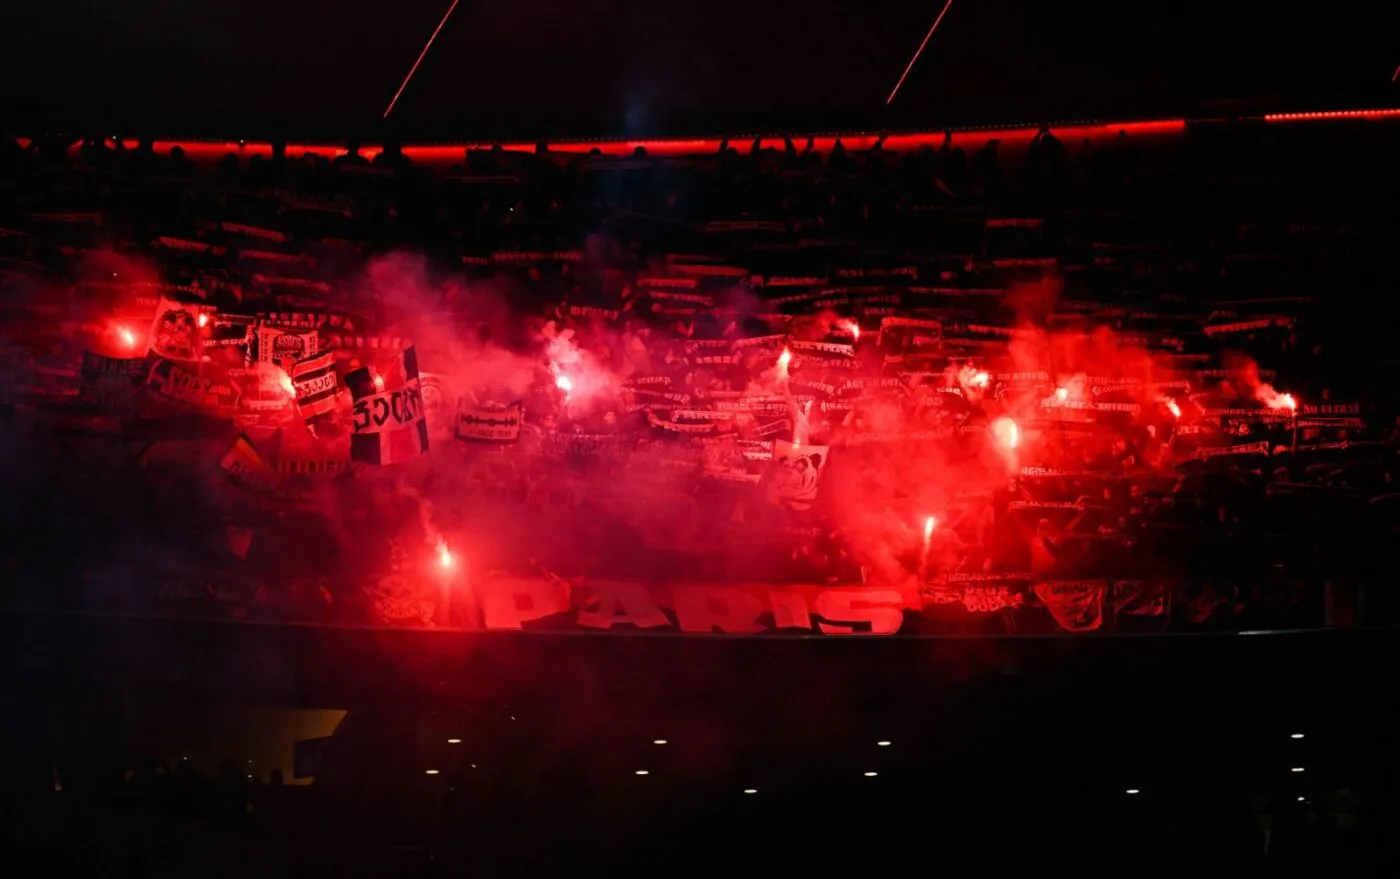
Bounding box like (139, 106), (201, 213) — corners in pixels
(335, 140), (370, 168)
(373, 139), (413, 174)
(167, 145), (192, 176)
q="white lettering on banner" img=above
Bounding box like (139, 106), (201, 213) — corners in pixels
(993, 371), (1049, 383)
(789, 340), (855, 357)
(813, 590), (905, 635)
(1201, 408), (1293, 420)
(149, 362), (214, 405)
(1090, 379), (1191, 396)
(1203, 318), (1289, 335)
(457, 403), (522, 442)
(351, 387), (424, 434)
(1297, 418), (1364, 429)
(1301, 403), (1361, 415)
(295, 372), (336, 398)
(576, 581), (671, 630)
(732, 334), (787, 349)
(1187, 441), (1271, 460)
(683, 339), (733, 352)
(671, 588), (767, 634)
(1043, 399), (1141, 414)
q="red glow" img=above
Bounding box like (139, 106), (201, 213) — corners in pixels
(1264, 109), (1400, 122)
(128, 122), (1187, 168)
(555, 374), (573, 394)
(992, 417), (1020, 451)
(89, 109), (1400, 168)
(1279, 393), (1297, 411)
(437, 540), (455, 570)
(115, 324), (137, 350)
(923, 516), (937, 541)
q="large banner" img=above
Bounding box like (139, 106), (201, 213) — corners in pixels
(478, 579), (915, 635)
(344, 346), (429, 465)
(79, 350), (148, 414)
(456, 400), (523, 443)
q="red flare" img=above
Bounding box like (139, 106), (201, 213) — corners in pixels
(992, 416), (1020, 450)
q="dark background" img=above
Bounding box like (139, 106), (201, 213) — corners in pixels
(1, 1), (1396, 138)
(5, 613), (1397, 871)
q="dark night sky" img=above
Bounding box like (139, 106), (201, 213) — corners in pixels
(0, 1), (1394, 136)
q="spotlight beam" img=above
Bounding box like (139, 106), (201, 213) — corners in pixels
(383, 0), (462, 120)
(886, 0), (956, 106)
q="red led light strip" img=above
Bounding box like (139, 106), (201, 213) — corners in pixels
(1262, 109), (1400, 121)
(49, 108), (1400, 166)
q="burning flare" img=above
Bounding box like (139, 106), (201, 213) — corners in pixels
(1254, 384), (1297, 411)
(923, 516), (936, 541)
(116, 325), (137, 350)
(1161, 396), (1181, 419)
(958, 365), (990, 390)
(437, 540), (454, 570)
(837, 319), (861, 341)
(555, 374), (573, 394)
(992, 416), (1020, 450)
(777, 347), (792, 377)
(278, 370), (296, 398)
(197, 312), (209, 328)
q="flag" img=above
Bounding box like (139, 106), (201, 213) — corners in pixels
(456, 400), (523, 442)
(256, 322), (319, 370)
(344, 346), (429, 465)
(420, 373), (451, 439)
(1033, 581), (1107, 632)
(765, 440), (828, 511)
(220, 433), (278, 492)
(144, 357), (218, 408)
(78, 350), (147, 414)
(148, 296), (208, 362)
(290, 350), (338, 422)
(1112, 580), (1167, 616)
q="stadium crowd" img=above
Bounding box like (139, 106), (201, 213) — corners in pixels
(0, 121), (1396, 633)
